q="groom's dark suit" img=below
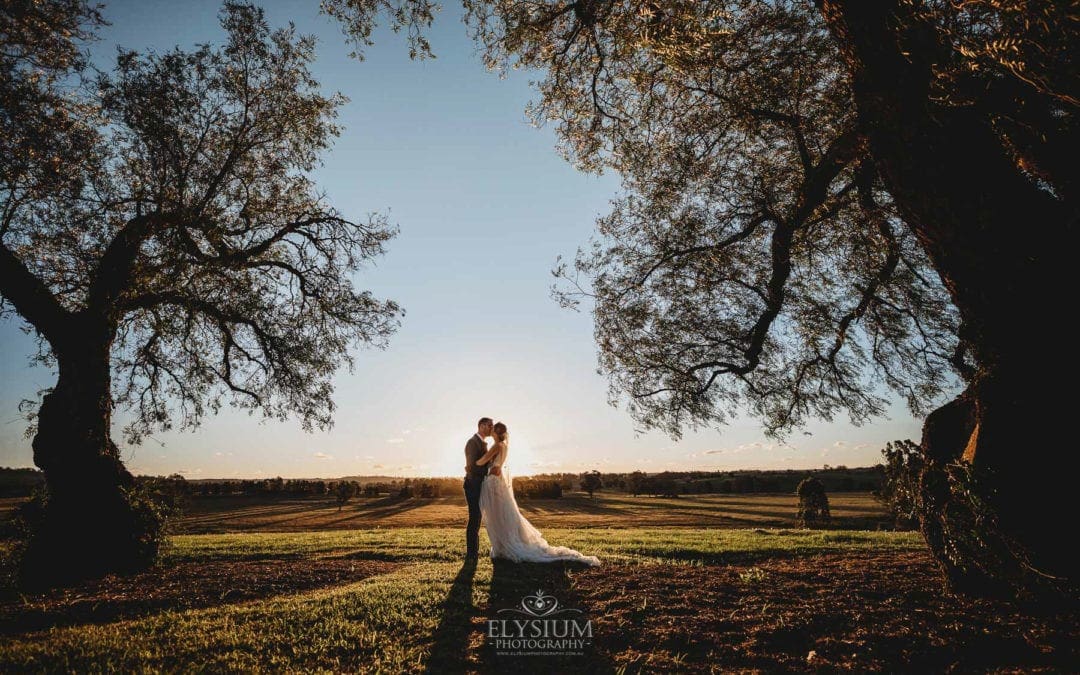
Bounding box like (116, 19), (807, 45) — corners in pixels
(463, 434), (489, 557)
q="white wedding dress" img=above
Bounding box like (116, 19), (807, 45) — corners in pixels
(479, 442), (600, 566)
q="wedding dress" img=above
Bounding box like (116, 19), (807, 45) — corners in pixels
(479, 443), (600, 566)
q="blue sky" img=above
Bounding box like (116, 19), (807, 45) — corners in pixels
(0, 0), (928, 478)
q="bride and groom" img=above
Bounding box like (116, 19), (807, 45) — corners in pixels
(463, 417), (600, 566)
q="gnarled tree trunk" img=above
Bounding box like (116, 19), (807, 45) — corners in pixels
(819, 0), (1075, 599)
(20, 315), (160, 587)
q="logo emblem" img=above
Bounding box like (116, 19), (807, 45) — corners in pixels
(488, 589), (592, 656)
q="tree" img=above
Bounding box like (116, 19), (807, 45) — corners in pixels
(876, 440), (923, 529)
(1, 1), (401, 585)
(419, 0), (1075, 599)
(796, 476), (831, 528)
(627, 470), (646, 497)
(334, 481), (358, 511)
(580, 470), (602, 498)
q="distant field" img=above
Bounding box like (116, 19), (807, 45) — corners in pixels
(173, 491), (890, 533)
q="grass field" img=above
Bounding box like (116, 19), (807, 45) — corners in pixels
(175, 491), (892, 533)
(0, 495), (1075, 672)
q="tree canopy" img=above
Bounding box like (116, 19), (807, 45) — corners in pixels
(463, 1), (960, 438)
(1, 1), (402, 444)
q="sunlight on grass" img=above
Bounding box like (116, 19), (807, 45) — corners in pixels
(1, 528), (926, 672)
(165, 527), (923, 566)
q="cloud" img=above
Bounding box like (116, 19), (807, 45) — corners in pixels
(529, 460), (562, 468)
(833, 441), (848, 448)
(313, 452), (333, 460)
(372, 463), (385, 469)
(179, 468), (203, 475)
(853, 442), (872, 450)
(386, 438), (405, 444)
(403, 429), (411, 435)
(706, 441), (790, 455)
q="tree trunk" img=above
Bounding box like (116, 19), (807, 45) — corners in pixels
(819, 0), (1076, 599)
(20, 317), (160, 588)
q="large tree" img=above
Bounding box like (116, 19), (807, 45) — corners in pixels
(0, 1), (401, 584)
(327, 0), (1076, 598)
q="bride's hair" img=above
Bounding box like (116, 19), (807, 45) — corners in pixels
(493, 422), (508, 441)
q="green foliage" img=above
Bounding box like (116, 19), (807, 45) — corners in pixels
(920, 459), (1076, 602)
(511, 477), (562, 499)
(796, 476), (831, 529)
(580, 470), (602, 498)
(1, 1), (402, 443)
(876, 440), (923, 529)
(457, 1), (959, 439)
(334, 480), (358, 510)
(738, 566), (769, 585)
(8, 482), (174, 589)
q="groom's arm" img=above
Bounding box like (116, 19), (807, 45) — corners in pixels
(464, 437), (478, 472)
(476, 441), (501, 466)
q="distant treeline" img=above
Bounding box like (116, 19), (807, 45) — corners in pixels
(138, 475), (566, 500)
(0, 467), (43, 497)
(591, 466), (883, 497)
(0, 465), (881, 500)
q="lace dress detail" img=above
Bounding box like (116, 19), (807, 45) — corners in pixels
(478, 446), (600, 566)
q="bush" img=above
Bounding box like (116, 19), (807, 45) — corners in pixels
(876, 440), (923, 529)
(580, 470), (602, 498)
(796, 476), (831, 528)
(10, 481), (173, 590)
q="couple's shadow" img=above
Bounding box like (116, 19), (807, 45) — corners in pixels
(424, 557), (608, 673)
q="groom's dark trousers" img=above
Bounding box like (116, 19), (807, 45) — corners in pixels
(463, 476), (483, 557)
(463, 434), (489, 557)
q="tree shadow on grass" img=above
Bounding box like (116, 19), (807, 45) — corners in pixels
(0, 558), (402, 636)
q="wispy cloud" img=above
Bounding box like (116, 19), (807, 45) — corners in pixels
(386, 438), (405, 444)
(706, 441), (792, 455)
(313, 452), (333, 460)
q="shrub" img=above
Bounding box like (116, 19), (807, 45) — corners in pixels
(796, 477), (831, 528)
(10, 482), (173, 590)
(876, 439), (923, 529)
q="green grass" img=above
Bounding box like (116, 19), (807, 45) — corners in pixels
(0, 528), (924, 673)
(166, 526), (921, 566)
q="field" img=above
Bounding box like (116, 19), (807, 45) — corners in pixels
(0, 493), (1075, 672)
(174, 491), (892, 533)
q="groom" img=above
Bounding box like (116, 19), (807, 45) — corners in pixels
(463, 417), (494, 559)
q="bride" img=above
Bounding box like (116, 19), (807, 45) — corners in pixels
(476, 422), (600, 566)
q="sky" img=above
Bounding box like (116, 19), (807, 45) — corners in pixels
(0, 0), (932, 479)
